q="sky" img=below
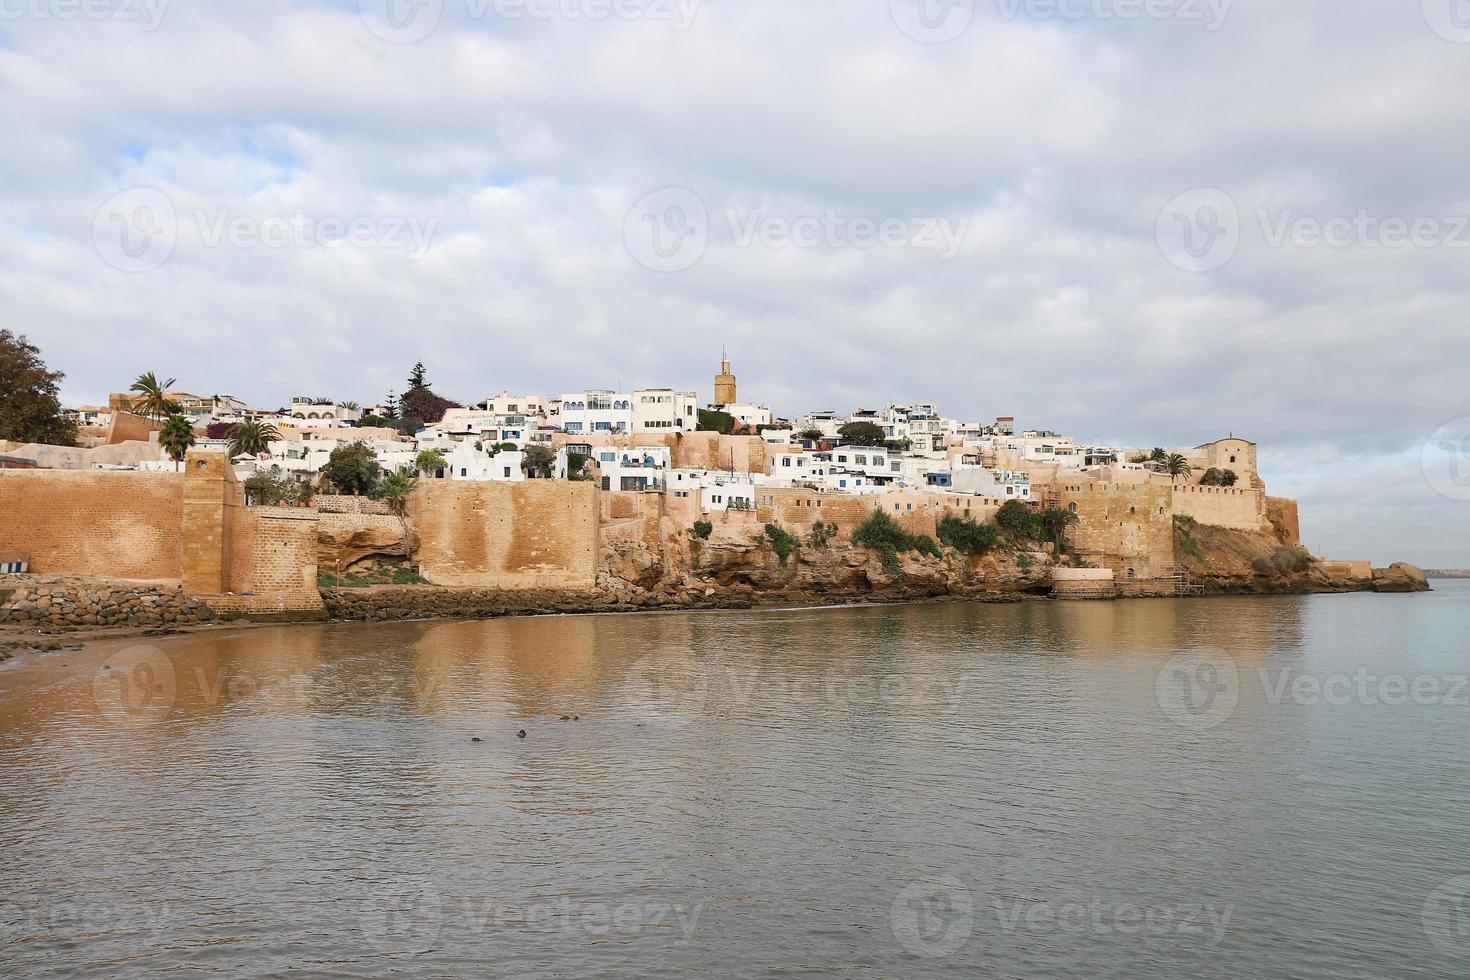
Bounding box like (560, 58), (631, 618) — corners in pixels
(1, 0), (1468, 566)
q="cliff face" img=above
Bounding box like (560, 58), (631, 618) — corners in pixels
(1176, 521), (1429, 595)
(601, 523), (1052, 607)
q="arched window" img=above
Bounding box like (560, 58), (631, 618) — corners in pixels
(1068, 502), (1077, 513)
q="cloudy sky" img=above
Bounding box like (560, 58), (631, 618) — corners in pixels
(2, 0), (1468, 565)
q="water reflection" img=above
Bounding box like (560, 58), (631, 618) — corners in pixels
(0, 588), (1466, 979)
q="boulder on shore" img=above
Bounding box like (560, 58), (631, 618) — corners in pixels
(1371, 563), (1431, 593)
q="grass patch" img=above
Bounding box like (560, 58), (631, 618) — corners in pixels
(937, 514), (1000, 554)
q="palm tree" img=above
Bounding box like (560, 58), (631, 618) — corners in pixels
(1165, 453), (1193, 478)
(158, 415), (195, 469)
(1038, 507), (1080, 552)
(375, 466), (419, 559)
(129, 372), (179, 420)
(338, 401), (360, 412)
(1148, 447), (1168, 463)
(226, 419), (281, 459)
(415, 449), (447, 476)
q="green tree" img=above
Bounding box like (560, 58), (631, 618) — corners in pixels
(995, 499), (1035, 536)
(226, 420), (281, 459)
(407, 362), (429, 392)
(698, 408), (736, 434)
(321, 442), (381, 495)
(796, 427), (825, 443)
(1220, 468), (1239, 487)
(1037, 507), (1080, 551)
(1165, 453), (1193, 478)
(338, 400), (360, 412)
(1148, 447), (1168, 463)
(158, 415), (196, 467)
(837, 421), (886, 446)
(415, 449), (447, 475)
(375, 466), (419, 559)
(521, 445), (556, 479)
(566, 451), (591, 480)
(0, 330), (77, 446)
(128, 371), (179, 420)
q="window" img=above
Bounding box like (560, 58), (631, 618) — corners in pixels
(503, 467), (511, 478)
(460, 468), (467, 476)
(1069, 503), (1077, 513)
(565, 422), (582, 433)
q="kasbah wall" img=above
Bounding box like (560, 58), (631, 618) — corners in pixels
(410, 479), (598, 588)
(0, 451), (322, 613)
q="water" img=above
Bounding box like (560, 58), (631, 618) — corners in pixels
(2, 584), (1468, 978)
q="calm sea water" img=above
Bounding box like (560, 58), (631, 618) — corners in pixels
(2, 584), (1469, 978)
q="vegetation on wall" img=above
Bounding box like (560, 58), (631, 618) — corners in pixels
(1173, 514), (1205, 561)
(243, 465), (311, 507)
(415, 449), (447, 475)
(807, 519), (837, 548)
(851, 508), (942, 575)
(698, 408), (736, 434)
(690, 520), (713, 540)
(0, 330), (77, 446)
(1199, 467), (1239, 487)
(764, 522), (799, 564)
(521, 445), (555, 478)
(936, 514), (999, 555)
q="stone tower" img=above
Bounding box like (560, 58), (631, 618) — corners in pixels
(714, 348), (737, 405)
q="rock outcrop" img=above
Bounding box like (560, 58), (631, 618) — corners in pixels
(1371, 562), (1431, 593)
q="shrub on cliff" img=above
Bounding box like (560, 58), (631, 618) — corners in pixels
(807, 520), (837, 548)
(764, 523), (798, 564)
(691, 521), (713, 540)
(937, 514), (999, 554)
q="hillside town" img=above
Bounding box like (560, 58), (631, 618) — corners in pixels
(6, 350), (1256, 509)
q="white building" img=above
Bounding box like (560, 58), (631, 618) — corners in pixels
(558, 390), (633, 436)
(589, 445), (672, 491)
(710, 402), (773, 429)
(445, 441), (525, 481)
(478, 392), (549, 417)
(289, 397), (363, 424)
(633, 389), (698, 433)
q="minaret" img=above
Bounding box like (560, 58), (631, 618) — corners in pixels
(714, 347), (737, 406)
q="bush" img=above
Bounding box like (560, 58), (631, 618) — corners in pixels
(691, 520), (713, 540)
(937, 514), (999, 554)
(879, 546), (903, 577)
(698, 409), (736, 434)
(852, 508), (914, 552)
(807, 520), (838, 548)
(995, 499), (1035, 536)
(764, 523), (798, 564)
(1173, 514), (1205, 561)
(912, 535), (941, 559)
